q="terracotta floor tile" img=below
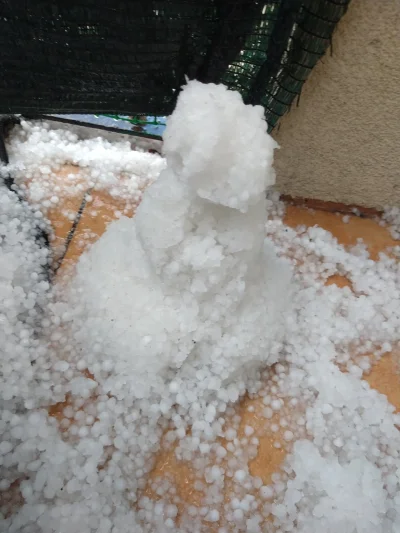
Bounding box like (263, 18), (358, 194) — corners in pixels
(24, 164), (89, 263)
(60, 189), (136, 271)
(31, 171), (400, 520)
(284, 205), (397, 260)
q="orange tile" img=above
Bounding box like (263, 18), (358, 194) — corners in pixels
(325, 274), (353, 289)
(284, 205), (400, 411)
(25, 164), (89, 263)
(365, 354), (400, 413)
(32, 173), (400, 521)
(249, 435), (286, 484)
(44, 165), (89, 240)
(58, 189), (137, 273)
(284, 205), (397, 260)
(145, 450), (203, 507)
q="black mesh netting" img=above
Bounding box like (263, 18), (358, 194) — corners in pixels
(0, 0), (350, 130)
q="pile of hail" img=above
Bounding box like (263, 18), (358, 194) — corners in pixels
(1, 81), (399, 533)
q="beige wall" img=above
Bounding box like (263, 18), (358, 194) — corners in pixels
(273, 0), (400, 209)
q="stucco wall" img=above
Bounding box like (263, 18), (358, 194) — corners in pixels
(273, 0), (400, 209)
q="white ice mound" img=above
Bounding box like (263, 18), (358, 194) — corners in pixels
(162, 80), (277, 212)
(67, 81), (291, 399)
